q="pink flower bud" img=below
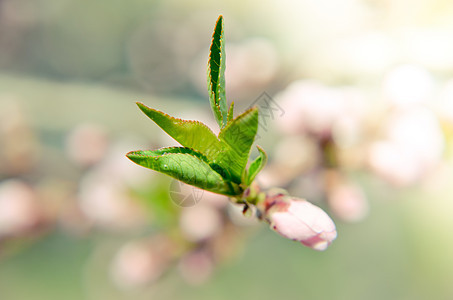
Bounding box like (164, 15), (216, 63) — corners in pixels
(264, 195), (337, 251)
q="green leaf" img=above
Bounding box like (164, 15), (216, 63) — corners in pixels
(207, 15), (228, 128)
(136, 102), (258, 188)
(246, 145), (268, 185)
(126, 147), (240, 196)
(227, 101), (234, 123)
(136, 102), (222, 159)
(214, 107), (259, 184)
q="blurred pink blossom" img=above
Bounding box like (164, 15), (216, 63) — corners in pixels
(327, 181), (369, 223)
(256, 165), (295, 189)
(273, 136), (320, 175)
(383, 65), (434, 107)
(368, 107), (444, 186)
(276, 80), (343, 137)
(224, 38), (279, 94)
(0, 179), (41, 237)
(110, 237), (175, 289)
(178, 250), (214, 286)
(179, 203), (223, 242)
(77, 141), (152, 230)
(78, 174), (146, 231)
(65, 123), (109, 167)
(276, 80), (365, 139)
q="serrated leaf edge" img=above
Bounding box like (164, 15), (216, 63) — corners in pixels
(127, 146), (210, 164)
(137, 102), (221, 142)
(207, 15), (227, 128)
(227, 101), (234, 123)
(218, 106), (259, 137)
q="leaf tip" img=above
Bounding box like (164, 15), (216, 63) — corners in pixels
(136, 101), (146, 110)
(256, 144), (266, 153)
(126, 150), (141, 161)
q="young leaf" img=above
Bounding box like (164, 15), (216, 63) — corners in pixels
(207, 15), (228, 128)
(126, 147), (240, 196)
(214, 107), (259, 184)
(227, 101), (234, 123)
(136, 102), (221, 159)
(246, 145), (268, 185)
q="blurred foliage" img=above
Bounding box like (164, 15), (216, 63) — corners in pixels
(2, 0), (453, 299)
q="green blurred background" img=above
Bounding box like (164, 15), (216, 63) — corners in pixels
(1, 0), (453, 299)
